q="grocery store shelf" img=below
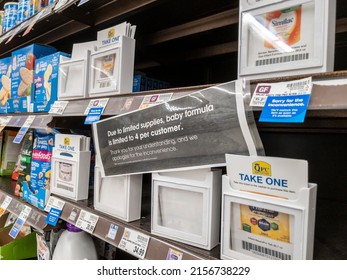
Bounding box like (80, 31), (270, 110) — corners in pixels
(0, 178), (50, 234)
(53, 193), (219, 260)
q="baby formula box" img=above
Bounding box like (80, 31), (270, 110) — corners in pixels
(4, 2), (18, 31)
(0, 11), (4, 35)
(30, 0), (41, 17)
(17, 0), (31, 24)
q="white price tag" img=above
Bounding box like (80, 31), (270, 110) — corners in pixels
(118, 228), (150, 259)
(19, 205), (32, 221)
(44, 196), (65, 212)
(139, 93), (173, 109)
(75, 210), (99, 234)
(9, 205), (32, 239)
(0, 196), (12, 217)
(0, 116), (12, 133)
(49, 101), (69, 114)
(106, 224), (119, 240)
(83, 98), (109, 115)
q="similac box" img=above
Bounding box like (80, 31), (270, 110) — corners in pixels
(9, 44), (56, 113)
(0, 57), (12, 114)
(23, 130), (55, 210)
(33, 52), (70, 112)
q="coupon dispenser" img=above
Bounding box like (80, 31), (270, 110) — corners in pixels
(151, 168), (221, 250)
(50, 134), (91, 201)
(94, 157), (143, 222)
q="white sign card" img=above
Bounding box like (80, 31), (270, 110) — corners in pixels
(76, 210), (99, 234)
(119, 228), (150, 259)
(225, 154), (308, 200)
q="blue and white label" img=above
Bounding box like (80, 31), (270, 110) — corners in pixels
(106, 224), (119, 240)
(259, 94), (311, 123)
(9, 205), (32, 239)
(85, 107), (104, 124)
(46, 207), (62, 226)
(13, 115), (35, 144)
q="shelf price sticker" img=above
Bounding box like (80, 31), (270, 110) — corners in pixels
(9, 205), (32, 239)
(0, 196), (12, 217)
(119, 228), (150, 259)
(13, 115), (36, 144)
(0, 116), (12, 133)
(76, 210), (99, 234)
(166, 248), (183, 260)
(84, 98), (109, 124)
(44, 196), (66, 226)
(106, 224), (119, 240)
(138, 93), (173, 109)
(49, 101), (69, 114)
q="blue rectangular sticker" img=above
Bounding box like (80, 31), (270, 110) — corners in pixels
(259, 94), (311, 123)
(84, 107), (104, 124)
(9, 218), (25, 239)
(46, 207), (62, 226)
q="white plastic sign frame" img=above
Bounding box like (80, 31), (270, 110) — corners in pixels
(238, 0), (336, 79)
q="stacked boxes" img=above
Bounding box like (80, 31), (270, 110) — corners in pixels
(9, 44), (56, 113)
(0, 57), (12, 113)
(33, 52), (70, 112)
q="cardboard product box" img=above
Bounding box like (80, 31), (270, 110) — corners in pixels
(0, 225), (37, 260)
(33, 52), (70, 112)
(0, 130), (22, 176)
(9, 44), (56, 113)
(23, 131), (55, 209)
(132, 74), (147, 92)
(0, 57), (12, 114)
(14, 129), (34, 199)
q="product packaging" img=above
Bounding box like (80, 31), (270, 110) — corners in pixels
(0, 57), (12, 114)
(33, 52), (70, 112)
(23, 130), (55, 209)
(17, 0), (30, 24)
(14, 129), (34, 198)
(0, 130), (22, 176)
(3, 2), (18, 32)
(9, 44), (56, 113)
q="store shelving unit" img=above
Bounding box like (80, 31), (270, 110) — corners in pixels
(0, 0), (347, 260)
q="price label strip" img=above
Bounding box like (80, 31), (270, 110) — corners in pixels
(75, 210), (99, 234)
(13, 115), (36, 144)
(84, 98), (109, 124)
(0, 196), (12, 217)
(9, 205), (32, 239)
(0, 116), (12, 133)
(118, 228), (150, 259)
(49, 101), (69, 114)
(44, 196), (66, 226)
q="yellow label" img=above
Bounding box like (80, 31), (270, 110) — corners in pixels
(108, 28), (115, 39)
(252, 161), (271, 176)
(240, 204), (290, 243)
(64, 137), (70, 146)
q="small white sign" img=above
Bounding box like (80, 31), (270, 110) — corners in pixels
(49, 101), (69, 114)
(44, 196), (66, 212)
(106, 224), (119, 240)
(84, 98), (109, 115)
(76, 210), (99, 234)
(0, 196), (12, 217)
(139, 93), (173, 109)
(226, 154), (308, 200)
(0, 116), (12, 133)
(118, 228), (150, 259)
(250, 77), (312, 107)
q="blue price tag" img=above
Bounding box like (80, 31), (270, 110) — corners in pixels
(46, 207), (62, 226)
(84, 107), (104, 124)
(259, 94), (311, 123)
(9, 218), (24, 239)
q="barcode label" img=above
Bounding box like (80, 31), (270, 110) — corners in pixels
(256, 53), (309, 66)
(287, 79), (310, 90)
(57, 183), (74, 193)
(242, 241), (292, 260)
(99, 81), (111, 88)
